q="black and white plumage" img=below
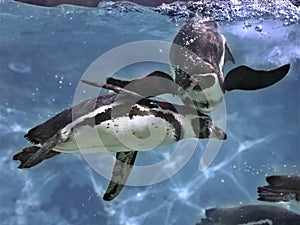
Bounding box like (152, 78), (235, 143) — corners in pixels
(107, 20), (290, 113)
(197, 205), (300, 225)
(169, 19), (290, 112)
(13, 77), (226, 201)
(13, 19), (290, 201)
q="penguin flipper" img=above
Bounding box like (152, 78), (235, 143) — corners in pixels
(223, 64), (290, 91)
(13, 146), (60, 169)
(103, 151), (138, 201)
(106, 70), (177, 97)
(106, 70), (174, 88)
(105, 78), (130, 91)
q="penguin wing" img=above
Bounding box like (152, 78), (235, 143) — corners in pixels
(106, 70), (178, 97)
(223, 64), (290, 91)
(103, 151), (138, 201)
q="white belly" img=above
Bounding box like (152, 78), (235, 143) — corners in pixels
(54, 115), (177, 153)
(187, 73), (224, 112)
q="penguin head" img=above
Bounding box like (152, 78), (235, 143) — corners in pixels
(196, 115), (227, 140)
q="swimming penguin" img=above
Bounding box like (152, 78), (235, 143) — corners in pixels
(13, 75), (226, 201)
(170, 19), (290, 112)
(107, 20), (290, 113)
(197, 205), (300, 225)
(13, 0), (199, 7)
(258, 175), (300, 202)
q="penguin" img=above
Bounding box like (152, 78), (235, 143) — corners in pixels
(13, 19), (290, 201)
(197, 205), (300, 225)
(14, 0), (101, 7)
(258, 175), (300, 202)
(169, 19), (290, 112)
(106, 20), (290, 113)
(13, 76), (226, 201)
(13, 0), (199, 8)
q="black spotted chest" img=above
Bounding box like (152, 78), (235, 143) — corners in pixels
(54, 104), (182, 153)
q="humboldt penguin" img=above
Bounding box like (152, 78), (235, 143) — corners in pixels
(169, 19), (290, 112)
(258, 175), (300, 202)
(197, 205), (300, 225)
(13, 0), (199, 7)
(13, 73), (226, 201)
(107, 19), (290, 113)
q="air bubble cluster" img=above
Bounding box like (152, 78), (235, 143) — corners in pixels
(152, 0), (299, 25)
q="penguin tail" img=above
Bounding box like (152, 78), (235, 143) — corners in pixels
(257, 185), (297, 202)
(257, 175), (300, 202)
(223, 64), (290, 91)
(13, 146), (60, 169)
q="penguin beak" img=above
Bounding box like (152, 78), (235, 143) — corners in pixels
(210, 126), (227, 140)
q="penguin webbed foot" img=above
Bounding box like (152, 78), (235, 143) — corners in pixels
(14, 133), (61, 169)
(223, 64), (290, 91)
(13, 146), (60, 169)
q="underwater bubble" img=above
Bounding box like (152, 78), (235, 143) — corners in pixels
(254, 24), (263, 32)
(8, 62), (31, 74)
(244, 21), (251, 28)
(153, 0), (300, 25)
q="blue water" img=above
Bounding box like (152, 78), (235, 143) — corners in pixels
(0, 1), (299, 225)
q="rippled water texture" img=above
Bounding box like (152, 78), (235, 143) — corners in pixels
(0, 1), (299, 225)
